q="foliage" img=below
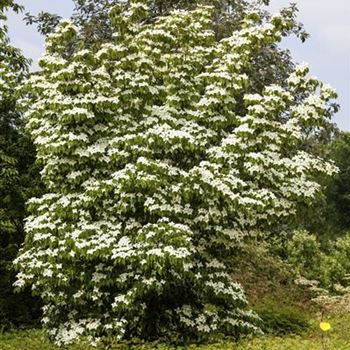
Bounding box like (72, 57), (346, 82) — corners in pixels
(323, 132), (350, 233)
(24, 11), (62, 36)
(0, 2), (42, 328)
(256, 307), (309, 336)
(286, 231), (330, 284)
(332, 233), (350, 275)
(0, 0), (23, 40)
(293, 131), (350, 236)
(229, 241), (302, 306)
(232, 231), (350, 329)
(229, 241), (312, 336)
(0, 1), (29, 71)
(14, 0), (338, 346)
(304, 279), (350, 316)
(286, 231), (350, 291)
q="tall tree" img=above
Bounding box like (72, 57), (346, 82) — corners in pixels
(323, 132), (350, 233)
(0, 0), (42, 327)
(15, 1), (336, 346)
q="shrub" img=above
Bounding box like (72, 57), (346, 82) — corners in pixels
(256, 306), (309, 335)
(286, 231), (327, 282)
(287, 231), (350, 289)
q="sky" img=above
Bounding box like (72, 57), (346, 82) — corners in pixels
(5, 0), (350, 131)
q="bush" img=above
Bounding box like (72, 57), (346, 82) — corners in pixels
(256, 306), (310, 336)
(230, 242), (298, 302)
(331, 233), (350, 277)
(286, 230), (350, 289)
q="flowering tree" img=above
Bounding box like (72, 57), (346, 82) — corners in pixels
(15, 0), (337, 345)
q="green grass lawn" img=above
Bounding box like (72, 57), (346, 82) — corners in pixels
(1, 313), (349, 350)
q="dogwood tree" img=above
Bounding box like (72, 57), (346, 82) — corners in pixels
(15, 0), (337, 345)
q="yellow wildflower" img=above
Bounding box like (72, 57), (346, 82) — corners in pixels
(320, 322), (331, 332)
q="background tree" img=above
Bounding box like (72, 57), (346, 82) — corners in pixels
(0, 0), (42, 328)
(323, 132), (350, 233)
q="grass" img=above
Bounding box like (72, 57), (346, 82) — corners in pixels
(0, 313), (349, 350)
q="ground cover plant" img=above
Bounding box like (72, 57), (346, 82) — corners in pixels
(0, 312), (349, 350)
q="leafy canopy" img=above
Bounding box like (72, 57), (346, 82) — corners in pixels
(0, 1), (42, 328)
